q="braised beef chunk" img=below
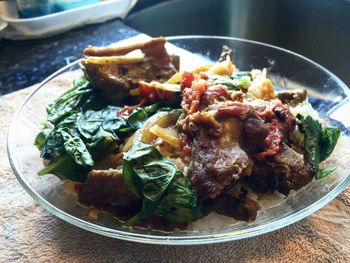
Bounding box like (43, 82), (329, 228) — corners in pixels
(241, 162), (279, 193)
(207, 192), (260, 222)
(79, 169), (141, 218)
(273, 142), (304, 168)
(276, 89), (307, 106)
(242, 114), (270, 147)
(274, 142), (314, 195)
(189, 114), (249, 201)
(277, 150), (315, 195)
(241, 143), (315, 195)
(81, 38), (178, 104)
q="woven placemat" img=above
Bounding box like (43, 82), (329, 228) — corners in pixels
(1, 87), (350, 263)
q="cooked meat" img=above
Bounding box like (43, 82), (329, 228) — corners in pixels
(242, 115), (270, 146)
(276, 89), (307, 106)
(242, 144), (315, 195)
(181, 82), (232, 115)
(189, 113), (249, 201)
(273, 142), (304, 168)
(84, 37), (167, 57)
(214, 101), (270, 149)
(277, 147), (315, 195)
(170, 55), (180, 70)
(207, 192), (260, 222)
(188, 111), (221, 135)
(241, 162), (279, 193)
(79, 169), (141, 218)
(201, 85), (232, 108)
(81, 38), (178, 104)
(248, 99), (297, 160)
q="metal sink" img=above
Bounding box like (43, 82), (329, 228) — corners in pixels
(126, 0), (350, 87)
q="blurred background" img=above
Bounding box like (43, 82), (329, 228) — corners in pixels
(1, 0), (350, 94)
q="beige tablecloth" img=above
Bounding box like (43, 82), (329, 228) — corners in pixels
(1, 87), (350, 263)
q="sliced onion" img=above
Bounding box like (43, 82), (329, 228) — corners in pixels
(125, 111), (181, 148)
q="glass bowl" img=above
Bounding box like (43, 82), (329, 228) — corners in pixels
(7, 36), (350, 245)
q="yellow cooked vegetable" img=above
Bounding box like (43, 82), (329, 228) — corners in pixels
(149, 125), (182, 149)
(207, 56), (236, 76)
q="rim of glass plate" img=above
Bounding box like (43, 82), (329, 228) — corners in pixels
(7, 35), (350, 245)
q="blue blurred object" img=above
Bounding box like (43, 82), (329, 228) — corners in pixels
(54, 0), (100, 11)
(16, 0), (53, 18)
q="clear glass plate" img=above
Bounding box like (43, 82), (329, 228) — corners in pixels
(7, 36), (350, 245)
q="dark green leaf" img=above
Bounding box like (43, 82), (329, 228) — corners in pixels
(123, 142), (177, 224)
(61, 130), (94, 167)
(46, 76), (92, 124)
(77, 106), (125, 140)
(231, 71), (252, 79)
(144, 103), (162, 115)
(56, 113), (77, 129)
(155, 172), (203, 223)
(209, 74), (251, 90)
(320, 127), (340, 161)
(127, 108), (148, 129)
(80, 93), (110, 111)
(100, 106), (125, 132)
(34, 128), (52, 151)
(86, 127), (116, 150)
(123, 142), (203, 226)
(39, 120), (54, 129)
(38, 154), (89, 183)
(40, 129), (66, 160)
(86, 127), (119, 164)
(297, 114), (322, 170)
(315, 167), (337, 180)
(298, 114), (340, 180)
(116, 127), (134, 134)
(35, 120), (55, 151)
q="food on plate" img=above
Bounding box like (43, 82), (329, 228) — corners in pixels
(34, 38), (340, 229)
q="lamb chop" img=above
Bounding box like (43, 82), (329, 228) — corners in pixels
(81, 37), (179, 104)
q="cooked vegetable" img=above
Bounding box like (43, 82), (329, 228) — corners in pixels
(86, 127), (116, 155)
(40, 128), (66, 160)
(155, 173), (203, 223)
(209, 74), (251, 90)
(298, 114), (340, 179)
(315, 167), (337, 180)
(46, 76), (92, 124)
(34, 121), (54, 151)
(320, 127), (341, 161)
(137, 81), (181, 103)
(38, 155), (89, 183)
(149, 125), (182, 149)
(61, 130), (94, 167)
(127, 108), (148, 129)
(123, 142), (203, 225)
(298, 115), (322, 169)
(37, 127), (94, 182)
(77, 106), (125, 140)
